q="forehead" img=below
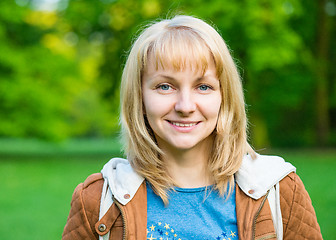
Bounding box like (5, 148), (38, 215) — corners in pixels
(142, 27), (215, 75)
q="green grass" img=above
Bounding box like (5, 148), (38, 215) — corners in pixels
(0, 140), (335, 239)
(0, 157), (110, 239)
(0, 138), (123, 240)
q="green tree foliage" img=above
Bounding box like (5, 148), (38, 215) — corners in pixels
(0, 0), (335, 146)
(0, 1), (117, 140)
(0, 2), (72, 139)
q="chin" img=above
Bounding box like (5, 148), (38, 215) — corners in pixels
(170, 141), (199, 151)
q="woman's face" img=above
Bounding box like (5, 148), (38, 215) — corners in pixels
(142, 55), (222, 153)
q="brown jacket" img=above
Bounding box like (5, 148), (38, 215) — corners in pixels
(62, 172), (322, 240)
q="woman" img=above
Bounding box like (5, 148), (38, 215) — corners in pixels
(62, 15), (322, 240)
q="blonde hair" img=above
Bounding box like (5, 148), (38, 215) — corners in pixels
(120, 15), (255, 204)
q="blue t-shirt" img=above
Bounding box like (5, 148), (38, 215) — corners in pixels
(146, 182), (239, 240)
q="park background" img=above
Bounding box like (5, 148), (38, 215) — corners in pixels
(0, 0), (335, 239)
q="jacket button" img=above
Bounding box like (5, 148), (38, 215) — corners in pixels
(98, 224), (106, 232)
(248, 189), (255, 194)
(124, 194), (131, 199)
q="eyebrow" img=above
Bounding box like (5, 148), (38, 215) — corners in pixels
(155, 74), (216, 82)
(156, 74), (175, 80)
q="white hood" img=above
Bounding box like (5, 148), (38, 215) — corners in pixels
(101, 158), (144, 205)
(100, 154), (296, 205)
(235, 154), (296, 200)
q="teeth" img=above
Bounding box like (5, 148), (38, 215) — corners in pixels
(171, 122), (197, 127)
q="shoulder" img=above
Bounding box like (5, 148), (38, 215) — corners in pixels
(72, 174), (104, 227)
(279, 171), (313, 205)
(63, 173), (104, 239)
(71, 173), (104, 202)
(279, 171), (314, 210)
(83, 173), (104, 192)
(280, 172), (323, 238)
(278, 172), (302, 202)
(72, 173), (104, 213)
(279, 171), (301, 189)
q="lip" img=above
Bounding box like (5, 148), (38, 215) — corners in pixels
(166, 120), (200, 132)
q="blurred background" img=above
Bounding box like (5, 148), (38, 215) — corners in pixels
(0, 0), (335, 239)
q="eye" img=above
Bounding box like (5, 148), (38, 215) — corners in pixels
(198, 84), (212, 91)
(159, 84), (171, 91)
(155, 83), (174, 93)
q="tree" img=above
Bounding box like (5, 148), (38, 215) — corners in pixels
(314, 0), (333, 145)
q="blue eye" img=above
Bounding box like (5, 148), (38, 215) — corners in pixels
(159, 84), (170, 91)
(199, 84), (210, 91)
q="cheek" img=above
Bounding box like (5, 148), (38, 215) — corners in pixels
(200, 94), (222, 119)
(143, 93), (172, 121)
(142, 96), (159, 133)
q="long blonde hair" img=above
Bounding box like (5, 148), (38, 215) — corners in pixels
(120, 15), (255, 204)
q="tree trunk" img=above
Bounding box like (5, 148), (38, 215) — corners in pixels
(315, 0), (331, 145)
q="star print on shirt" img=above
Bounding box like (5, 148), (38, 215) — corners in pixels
(147, 222), (179, 240)
(150, 225), (156, 231)
(147, 234), (156, 240)
(216, 230), (237, 240)
(147, 221), (238, 240)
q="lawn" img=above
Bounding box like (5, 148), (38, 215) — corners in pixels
(0, 139), (335, 239)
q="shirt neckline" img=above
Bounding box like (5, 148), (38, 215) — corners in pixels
(172, 185), (214, 193)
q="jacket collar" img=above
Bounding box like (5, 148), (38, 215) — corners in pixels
(101, 154), (296, 204)
(235, 154), (296, 200)
(101, 158), (144, 205)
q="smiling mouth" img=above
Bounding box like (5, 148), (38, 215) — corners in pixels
(168, 121), (199, 127)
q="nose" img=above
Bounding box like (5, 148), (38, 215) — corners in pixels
(174, 90), (196, 116)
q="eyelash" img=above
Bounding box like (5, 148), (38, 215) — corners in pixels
(198, 84), (213, 91)
(156, 84), (172, 91)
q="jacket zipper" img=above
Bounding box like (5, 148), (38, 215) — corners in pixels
(113, 197), (127, 240)
(252, 191), (270, 240)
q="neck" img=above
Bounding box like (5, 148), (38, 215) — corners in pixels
(160, 137), (214, 188)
